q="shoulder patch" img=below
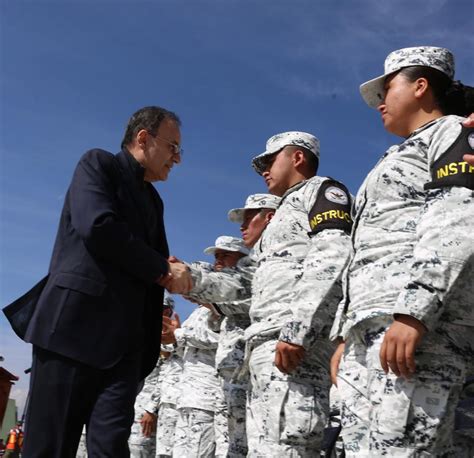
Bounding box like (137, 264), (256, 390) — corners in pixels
(308, 179), (352, 236)
(425, 126), (474, 191)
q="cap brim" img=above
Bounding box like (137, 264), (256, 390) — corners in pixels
(228, 208), (245, 223)
(251, 150), (274, 175)
(359, 73), (387, 108)
(203, 246), (216, 255)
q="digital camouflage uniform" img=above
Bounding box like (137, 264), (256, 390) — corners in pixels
(155, 344), (183, 457)
(129, 362), (162, 457)
(75, 428), (87, 458)
(188, 257), (256, 458)
(172, 306), (221, 458)
(454, 369), (474, 458)
(213, 296), (252, 458)
(333, 111), (474, 456)
(245, 175), (351, 457)
(189, 152), (352, 456)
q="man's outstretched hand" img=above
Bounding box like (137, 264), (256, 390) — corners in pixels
(158, 259), (193, 294)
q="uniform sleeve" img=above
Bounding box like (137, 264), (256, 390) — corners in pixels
(174, 308), (220, 350)
(144, 375), (161, 415)
(69, 150), (169, 284)
(393, 121), (474, 330)
(213, 297), (251, 317)
(329, 264), (351, 341)
(187, 260), (255, 304)
(279, 180), (352, 348)
(139, 364), (162, 415)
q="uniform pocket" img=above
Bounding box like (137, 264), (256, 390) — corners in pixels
(279, 382), (326, 447)
(372, 361), (465, 450)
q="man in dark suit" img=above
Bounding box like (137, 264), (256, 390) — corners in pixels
(3, 106), (192, 457)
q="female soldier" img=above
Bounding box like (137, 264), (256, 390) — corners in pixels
(331, 46), (474, 456)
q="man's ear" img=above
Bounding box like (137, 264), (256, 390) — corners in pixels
(136, 129), (148, 149)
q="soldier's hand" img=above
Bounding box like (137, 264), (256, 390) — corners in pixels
(463, 114), (474, 166)
(161, 315), (180, 344)
(275, 341), (305, 374)
(140, 411), (157, 437)
(159, 261), (193, 294)
(330, 340), (345, 386)
(379, 314), (426, 379)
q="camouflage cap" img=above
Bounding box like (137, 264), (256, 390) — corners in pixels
(163, 292), (175, 310)
(203, 235), (249, 256)
(251, 131), (320, 175)
(228, 193), (281, 223)
(360, 46), (455, 108)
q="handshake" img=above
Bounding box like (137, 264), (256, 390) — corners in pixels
(158, 256), (193, 294)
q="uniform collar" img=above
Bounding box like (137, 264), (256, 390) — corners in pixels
(280, 178), (311, 201)
(406, 116), (445, 140)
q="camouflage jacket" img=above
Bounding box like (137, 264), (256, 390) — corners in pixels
(189, 178), (352, 349)
(189, 257), (255, 304)
(134, 363), (161, 416)
(249, 176), (352, 348)
(332, 116), (474, 339)
(175, 306), (221, 411)
(157, 344), (183, 406)
(187, 259), (252, 372)
(129, 362), (162, 444)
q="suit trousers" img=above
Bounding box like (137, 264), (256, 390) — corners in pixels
(22, 346), (142, 458)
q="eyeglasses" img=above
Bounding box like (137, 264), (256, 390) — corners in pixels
(149, 132), (184, 157)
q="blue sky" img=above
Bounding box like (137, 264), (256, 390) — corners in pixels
(1, 0), (473, 413)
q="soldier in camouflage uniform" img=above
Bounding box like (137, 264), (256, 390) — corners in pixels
(170, 237), (248, 457)
(75, 428), (87, 458)
(154, 341), (183, 457)
(150, 297), (183, 457)
(330, 46), (474, 456)
(129, 363), (162, 457)
(454, 370), (474, 458)
(183, 133), (353, 456)
(212, 194), (281, 458)
(129, 295), (175, 457)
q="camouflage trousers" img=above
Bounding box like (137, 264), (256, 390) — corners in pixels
(338, 316), (474, 457)
(325, 385), (344, 458)
(155, 402), (178, 457)
(75, 427), (87, 457)
(453, 374), (474, 458)
(247, 338), (331, 457)
(129, 413), (156, 458)
(172, 407), (215, 457)
(214, 368), (249, 457)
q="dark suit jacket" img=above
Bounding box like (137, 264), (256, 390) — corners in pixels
(4, 148), (169, 379)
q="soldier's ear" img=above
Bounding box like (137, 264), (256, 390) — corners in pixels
(414, 77), (429, 100)
(292, 150), (305, 168)
(264, 211), (275, 224)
